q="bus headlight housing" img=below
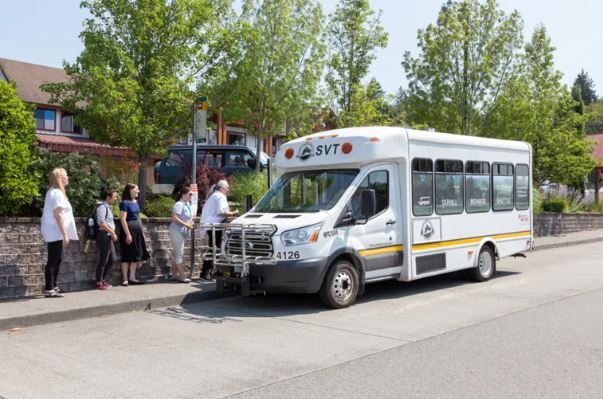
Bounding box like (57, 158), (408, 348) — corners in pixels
(281, 223), (323, 246)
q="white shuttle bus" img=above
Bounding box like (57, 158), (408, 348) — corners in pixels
(206, 127), (533, 308)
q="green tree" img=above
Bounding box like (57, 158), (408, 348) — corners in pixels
(573, 69), (598, 105)
(402, 0), (523, 135)
(485, 26), (594, 186)
(326, 0), (388, 114)
(203, 0), (326, 170)
(0, 81), (39, 216)
(42, 0), (230, 205)
(338, 78), (396, 127)
(586, 101), (603, 134)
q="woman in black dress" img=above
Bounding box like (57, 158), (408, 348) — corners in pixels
(118, 183), (149, 286)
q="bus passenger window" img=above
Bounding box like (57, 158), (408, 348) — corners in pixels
(435, 160), (463, 215)
(493, 163), (514, 211)
(465, 161), (490, 213)
(515, 164), (530, 210)
(412, 158), (433, 216)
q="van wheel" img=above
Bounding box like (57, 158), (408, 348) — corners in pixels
(467, 246), (496, 282)
(319, 261), (359, 309)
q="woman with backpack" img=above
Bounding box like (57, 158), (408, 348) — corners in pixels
(118, 183), (149, 286)
(40, 168), (78, 297)
(168, 186), (194, 283)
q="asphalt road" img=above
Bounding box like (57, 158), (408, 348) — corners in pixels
(1, 242), (602, 398)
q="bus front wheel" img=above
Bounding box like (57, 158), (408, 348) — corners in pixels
(320, 260), (359, 309)
(467, 245), (496, 282)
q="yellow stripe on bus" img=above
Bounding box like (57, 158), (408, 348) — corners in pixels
(412, 231), (531, 252)
(359, 245), (404, 257)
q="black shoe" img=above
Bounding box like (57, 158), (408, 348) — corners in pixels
(128, 280), (145, 285)
(199, 275), (213, 282)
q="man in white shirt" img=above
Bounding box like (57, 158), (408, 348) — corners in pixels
(199, 180), (239, 281)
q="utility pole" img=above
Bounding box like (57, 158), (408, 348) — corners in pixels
(190, 96), (207, 279)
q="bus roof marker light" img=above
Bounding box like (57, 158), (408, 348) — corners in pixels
(331, 134), (339, 138)
(342, 142), (353, 154)
(370, 137), (380, 143)
(285, 148), (294, 159)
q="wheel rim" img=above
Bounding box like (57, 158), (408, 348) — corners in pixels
(331, 269), (354, 304)
(478, 250), (493, 277)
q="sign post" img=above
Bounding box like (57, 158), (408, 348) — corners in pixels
(190, 96), (207, 279)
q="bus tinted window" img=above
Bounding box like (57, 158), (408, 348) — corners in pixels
(515, 164), (530, 210)
(435, 160), (463, 215)
(466, 161), (490, 213)
(412, 158), (433, 216)
(493, 163), (514, 211)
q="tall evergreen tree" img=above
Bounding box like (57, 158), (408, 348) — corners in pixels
(573, 69), (598, 105)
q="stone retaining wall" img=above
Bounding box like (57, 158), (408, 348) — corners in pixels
(2, 213), (603, 299)
(0, 218), (203, 299)
(533, 212), (603, 237)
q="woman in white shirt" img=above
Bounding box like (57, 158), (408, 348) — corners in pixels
(40, 168), (78, 297)
(168, 186), (193, 283)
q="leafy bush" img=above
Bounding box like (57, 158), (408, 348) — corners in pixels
(230, 171), (268, 213)
(142, 194), (174, 217)
(30, 151), (121, 217)
(542, 196), (568, 213)
(532, 186), (543, 215)
(0, 81), (39, 216)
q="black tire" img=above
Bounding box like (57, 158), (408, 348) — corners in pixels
(319, 261), (359, 308)
(467, 245), (496, 282)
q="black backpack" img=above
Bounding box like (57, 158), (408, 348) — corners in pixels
(86, 205), (108, 239)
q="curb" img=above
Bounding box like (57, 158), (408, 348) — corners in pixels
(0, 286), (229, 332)
(533, 237), (603, 252)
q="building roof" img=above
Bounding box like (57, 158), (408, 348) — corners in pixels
(0, 57), (68, 105)
(36, 134), (136, 159)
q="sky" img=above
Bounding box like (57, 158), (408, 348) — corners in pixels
(1, 0), (602, 96)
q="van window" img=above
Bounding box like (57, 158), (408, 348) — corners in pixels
(515, 164), (530, 210)
(165, 150), (192, 167)
(492, 163), (514, 211)
(412, 158), (433, 216)
(435, 160), (463, 215)
(350, 170), (389, 218)
(204, 151), (222, 168)
(225, 150), (254, 168)
(465, 161), (490, 213)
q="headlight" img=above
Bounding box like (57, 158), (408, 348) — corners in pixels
(280, 223), (323, 246)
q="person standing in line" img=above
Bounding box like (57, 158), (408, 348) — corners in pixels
(40, 168), (78, 298)
(168, 186), (194, 283)
(118, 183), (149, 286)
(199, 180), (239, 281)
(95, 188), (118, 290)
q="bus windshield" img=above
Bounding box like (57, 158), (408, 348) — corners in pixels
(254, 169), (359, 213)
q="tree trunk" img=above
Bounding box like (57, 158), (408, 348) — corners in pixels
(595, 167), (601, 206)
(137, 159), (147, 207)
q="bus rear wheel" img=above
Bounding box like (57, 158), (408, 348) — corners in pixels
(467, 246), (496, 282)
(320, 260), (359, 309)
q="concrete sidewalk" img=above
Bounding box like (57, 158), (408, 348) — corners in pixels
(1, 229), (602, 331)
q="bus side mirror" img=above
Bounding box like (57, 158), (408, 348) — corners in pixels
(247, 158), (256, 169)
(361, 189), (376, 219)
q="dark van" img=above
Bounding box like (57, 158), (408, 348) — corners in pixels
(152, 144), (263, 193)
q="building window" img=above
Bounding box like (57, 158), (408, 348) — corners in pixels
(515, 164), (530, 211)
(492, 163), (514, 211)
(60, 112), (81, 134)
(228, 131), (246, 145)
(435, 160), (464, 215)
(35, 108), (56, 131)
(465, 161), (490, 213)
(412, 158), (433, 216)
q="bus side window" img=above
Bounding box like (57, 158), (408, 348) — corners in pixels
(435, 160), (464, 215)
(515, 164), (530, 210)
(350, 171), (388, 219)
(412, 158), (433, 216)
(465, 161), (490, 213)
(492, 163), (514, 211)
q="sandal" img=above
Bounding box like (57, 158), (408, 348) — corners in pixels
(121, 281), (129, 287)
(53, 287), (65, 294)
(44, 289), (64, 298)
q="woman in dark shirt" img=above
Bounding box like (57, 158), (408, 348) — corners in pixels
(118, 183), (149, 286)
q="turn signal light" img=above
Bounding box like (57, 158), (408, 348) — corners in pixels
(341, 142), (353, 154)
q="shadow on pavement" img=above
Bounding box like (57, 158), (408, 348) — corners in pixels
(157, 270), (521, 324)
